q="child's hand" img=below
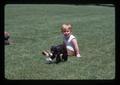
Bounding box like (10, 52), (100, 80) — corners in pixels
(76, 54), (81, 58)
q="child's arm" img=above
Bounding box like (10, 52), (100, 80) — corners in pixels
(71, 38), (81, 57)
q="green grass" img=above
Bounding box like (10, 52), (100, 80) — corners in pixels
(5, 4), (115, 80)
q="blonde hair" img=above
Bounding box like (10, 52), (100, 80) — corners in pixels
(61, 23), (72, 32)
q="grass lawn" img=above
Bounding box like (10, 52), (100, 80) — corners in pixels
(5, 4), (115, 80)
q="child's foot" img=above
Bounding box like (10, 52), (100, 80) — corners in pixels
(77, 55), (82, 58)
(76, 54), (82, 58)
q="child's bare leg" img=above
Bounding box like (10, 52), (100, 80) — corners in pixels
(67, 50), (75, 56)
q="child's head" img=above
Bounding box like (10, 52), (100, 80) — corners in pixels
(61, 23), (72, 37)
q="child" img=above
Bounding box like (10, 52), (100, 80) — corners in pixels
(42, 23), (81, 63)
(61, 23), (81, 57)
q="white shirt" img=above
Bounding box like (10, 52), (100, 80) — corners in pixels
(63, 34), (76, 51)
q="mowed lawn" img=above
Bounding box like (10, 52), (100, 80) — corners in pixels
(5, 4), (115, 80)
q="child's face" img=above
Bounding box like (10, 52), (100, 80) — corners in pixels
(62, 28), (71, 37)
